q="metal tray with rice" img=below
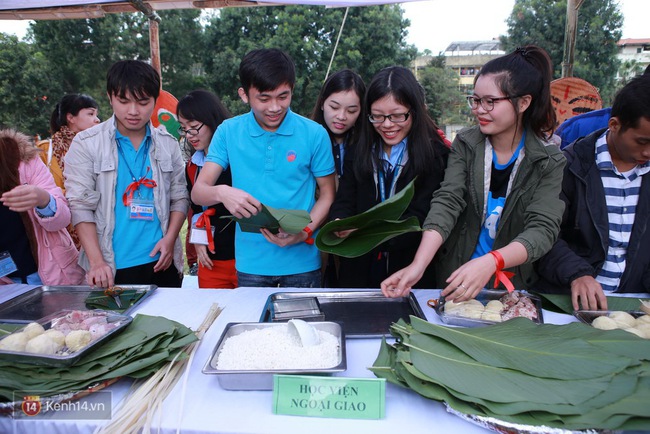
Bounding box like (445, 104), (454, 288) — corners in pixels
(203, 322), (346, 390)
(435, 289), (544, 327)
(0, 309), (132, 367)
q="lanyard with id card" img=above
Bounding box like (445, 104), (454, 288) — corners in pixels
(0, 251), (18, 278)
(190, 209), (216, 251)
(117, 139), (157, 221)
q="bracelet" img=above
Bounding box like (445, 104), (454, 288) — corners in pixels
(303, 226), (314, 245)
(488, 250), (515, 293)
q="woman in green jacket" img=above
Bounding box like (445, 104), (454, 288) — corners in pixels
(382, 45), (566, 301)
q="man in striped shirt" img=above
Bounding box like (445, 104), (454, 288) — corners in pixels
(535, 74), (650, 310)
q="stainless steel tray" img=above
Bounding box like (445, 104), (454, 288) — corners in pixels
(574, 309), (646, 325)
(0, 285), (156, 323)
(259, 291), (426, 338)
(435, 289), (544, 327)
(0, 309), (132, 367)
(202, 321), (346, 390)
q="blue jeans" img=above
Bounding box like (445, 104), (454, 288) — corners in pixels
(236, 270), (321, 288)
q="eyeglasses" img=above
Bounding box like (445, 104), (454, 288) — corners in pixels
(368, 112), (410, 124)
(466, 95), (520, 112)
(178, 123), (205, 137)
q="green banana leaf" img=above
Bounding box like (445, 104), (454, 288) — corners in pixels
(371, 317), (650, 431)
(222, 204), (311, 234)
(0, 314), (196, 401)
(316, 179), (422, 258)
(535, 292), (650, 314)
(409, 316), (635, 380)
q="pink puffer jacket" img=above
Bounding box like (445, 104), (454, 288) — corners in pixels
(19, 157), (85, 285)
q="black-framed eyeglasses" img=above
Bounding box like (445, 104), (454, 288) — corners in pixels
(368, 112), (410, 124)
(178, 123), (205, 137)
(466, 95), (520, 112)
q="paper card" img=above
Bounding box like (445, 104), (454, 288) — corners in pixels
(189, 225), (215, 245)
(273, 375), (385, 420)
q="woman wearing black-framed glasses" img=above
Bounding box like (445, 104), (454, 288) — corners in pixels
(177, 90), (237, 289)
(329, 66), (450, 289)
(382, 45), (566, 303)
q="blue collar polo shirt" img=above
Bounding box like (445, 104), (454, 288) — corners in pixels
(206, 109), (335, 276)
(113, 125), (163, 269)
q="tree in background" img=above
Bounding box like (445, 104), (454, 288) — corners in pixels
(203, 5), (416, 115)
(0, 34), (63, 137)
(0, 5), (416, 135)
(501, 0), (623, 104)
(417, 55), (469, 128)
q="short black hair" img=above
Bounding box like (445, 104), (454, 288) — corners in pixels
(177, 89), (232, 133)
(611, 75), (650, 131)
(106, 60), (160, 100)
(239, 48), (295, 93)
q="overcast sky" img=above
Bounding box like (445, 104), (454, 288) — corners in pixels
(2, 0), (647, 54)
(402, 0), (648, 54)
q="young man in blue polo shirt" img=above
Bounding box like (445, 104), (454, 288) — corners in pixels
(535, 75), (650, 309)
(192, 48), (336, 287)
(65, 60), (189, 288)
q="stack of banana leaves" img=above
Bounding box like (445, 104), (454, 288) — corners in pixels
(370, 316), (650, 431)
(0, 314), (197, 402)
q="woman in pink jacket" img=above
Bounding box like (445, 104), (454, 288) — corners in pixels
(0, 129), (84, 285)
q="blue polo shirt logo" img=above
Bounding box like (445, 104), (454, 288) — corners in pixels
(286, 150), (297, 162)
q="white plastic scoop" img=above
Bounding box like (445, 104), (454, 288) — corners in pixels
(287, 319), (321, 347)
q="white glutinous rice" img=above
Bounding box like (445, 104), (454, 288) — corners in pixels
(216, 325), (340, 370)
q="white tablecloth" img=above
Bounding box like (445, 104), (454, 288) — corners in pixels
(0, 287), (579, 434)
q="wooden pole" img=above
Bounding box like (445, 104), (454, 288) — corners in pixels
(129, 0), (162, 79)
(149, 19), (161, 79)
(562, 0), (585, 78)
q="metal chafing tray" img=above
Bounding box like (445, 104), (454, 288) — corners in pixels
(259, 291), (426, 338)
(202, 321), (346, 390)
(0, 309), (132, 367)
(0, 285), (156, 323)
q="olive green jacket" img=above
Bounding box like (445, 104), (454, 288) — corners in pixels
(423, 126), (566, 290)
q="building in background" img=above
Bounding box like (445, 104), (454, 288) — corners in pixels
(616, 38), (650, 80)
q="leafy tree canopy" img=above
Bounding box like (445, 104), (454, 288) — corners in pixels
(501, 0), (623, 103)
(203, 5), (416, 115)
(0, 5), (417, 136)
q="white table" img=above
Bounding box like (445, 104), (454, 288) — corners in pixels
(0, 287), (578, 434)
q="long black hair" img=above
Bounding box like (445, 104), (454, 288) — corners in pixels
(354, 66), (445, 179)
(476, 45), (555, 139)
(311, 69), (366, 146)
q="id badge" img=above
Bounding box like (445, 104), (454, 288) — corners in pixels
(0, 251), (18, 278)
(129, 199), (155, 221)
(190, 222), (216, 245)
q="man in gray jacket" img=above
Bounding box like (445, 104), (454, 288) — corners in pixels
(65, 60), (189, 288)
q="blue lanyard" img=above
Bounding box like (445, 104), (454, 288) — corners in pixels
(116, 137), (150, 183)
(378, 148), (404, 202)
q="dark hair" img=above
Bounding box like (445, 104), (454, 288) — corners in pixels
(475, 45), (556, 139)
(239, 48), (295, 93)
(610, 75), (650, 131)
(311, 69), (366, 145)
(106, 60), (160, 101)
(355, 66), (445, 178)
(49, 94), (98, 134)
(177, 89), (232, 133)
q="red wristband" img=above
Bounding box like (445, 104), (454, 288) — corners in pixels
(303, 226), (314, 245)
(489, 250), (515, 293)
